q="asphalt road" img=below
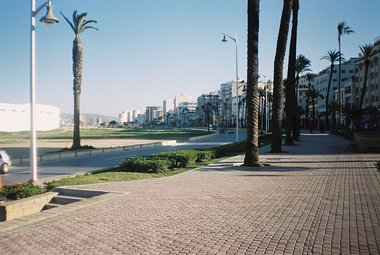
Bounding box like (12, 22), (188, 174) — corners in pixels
(1, 131), (246, 185)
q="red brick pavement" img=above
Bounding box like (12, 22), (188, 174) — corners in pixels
(0, 133), (379, 254)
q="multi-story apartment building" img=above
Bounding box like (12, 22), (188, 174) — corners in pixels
(348, 36), (380, 129)
(176, 101), (197, 127)
(119, 110), (141, 124)
(145, 106), (163, 124)
(218, 80), (246, 127)
(314, 58), (356, 126)
(174, 94), (192, 109)
(197, 92), (219, 127)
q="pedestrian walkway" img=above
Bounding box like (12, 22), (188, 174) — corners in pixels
(0, 133), (379, 254)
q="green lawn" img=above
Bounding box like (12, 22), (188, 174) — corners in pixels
(0, 128), (211, 144)
(45, 136), (273, 190)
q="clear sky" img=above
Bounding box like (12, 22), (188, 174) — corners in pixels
(1, 0), (379, 117)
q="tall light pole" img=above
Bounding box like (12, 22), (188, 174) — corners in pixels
(222, 33), (239, 142)
(30, 0), (59, 182)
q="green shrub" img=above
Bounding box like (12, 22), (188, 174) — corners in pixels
(150, 150), (200, 168)
(196, 150), (216, 162)
(119, 158), (170, 173)
(214, 141), (246, 157)
(1, 181), (43, 200)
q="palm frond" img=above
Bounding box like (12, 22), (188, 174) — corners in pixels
(60, 12), (76, 34)
(359, 44), (375, 60)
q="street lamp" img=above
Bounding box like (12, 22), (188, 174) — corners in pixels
(222, 33), (239, 142)
(30, 0), (59, 182)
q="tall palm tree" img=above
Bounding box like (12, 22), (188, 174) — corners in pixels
(321, 50), (340, 130)
(358, 44), (375, 111)
(284, 0), (299, 145)
(271, 0), (293, 153)
(337, 21), (354, 125)
(61, 11), (98, 149)
(305, 73), (314, 127)
(293, 54), (311, 139)
(244, 0), (263, 166)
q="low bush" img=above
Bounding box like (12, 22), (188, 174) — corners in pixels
(1, 181), (43, 200)
(196, 150), (216, 162)
(120, 158), (170, 173)
(214, 141), (246, 157)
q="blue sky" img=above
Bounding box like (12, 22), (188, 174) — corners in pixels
(1, 0), (379, 117)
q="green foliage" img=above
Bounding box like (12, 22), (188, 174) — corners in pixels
(1, 182), (43, 201)
(196, 150), (216, 162)
(119, 149), (218, 173)
(120, 158), (170, 173)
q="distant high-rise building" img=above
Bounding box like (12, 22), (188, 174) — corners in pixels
(174, 94), (192, 109)
(145, 106), (163, 124)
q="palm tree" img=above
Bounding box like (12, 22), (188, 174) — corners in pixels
(305, 73), (314, 127)
(358, 44), (375, 111)
(321, 50), (340, 130)
(284, 0), (299, 145)
(337, 21), (354, 125)
(271, 0), (293, 153)
(244, 0), (263, 166)
(61, 11), (98, 149)
(293, 54), (311, 139)
(305, 88), (323, 129)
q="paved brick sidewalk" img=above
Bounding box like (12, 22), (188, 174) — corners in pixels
(0, 133), (379, 254)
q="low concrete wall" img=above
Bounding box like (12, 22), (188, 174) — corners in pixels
(0, 192), (58, 221)
(13, 141), (178, 166)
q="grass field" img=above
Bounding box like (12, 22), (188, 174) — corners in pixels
(0, 128), (211, 145)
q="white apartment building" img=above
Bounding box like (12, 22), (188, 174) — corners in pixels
(119, 110), (142, 123)
(177, 101), (197, 127)
(219, 80), (246, 127)
(174, 94), (192, 109)
(314, 58), (356, 122)
(0, 103), (60, 132)
(163, 97), (174, 116)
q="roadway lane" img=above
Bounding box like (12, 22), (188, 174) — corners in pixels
(1, 130), (246, 185)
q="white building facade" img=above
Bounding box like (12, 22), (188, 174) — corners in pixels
(0, 103), (60, 132)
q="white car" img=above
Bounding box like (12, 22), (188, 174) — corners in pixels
(0, 150), (11, 174)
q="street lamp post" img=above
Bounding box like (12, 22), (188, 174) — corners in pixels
(30, 0), (59, 182)
(222, 33), (239, 142)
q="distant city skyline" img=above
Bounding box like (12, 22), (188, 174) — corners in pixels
(1, 0), (379, 117)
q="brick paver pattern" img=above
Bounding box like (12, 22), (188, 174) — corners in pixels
(0, 133), (379, 254)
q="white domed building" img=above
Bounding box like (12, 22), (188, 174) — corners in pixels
(0, 103), (60, 132)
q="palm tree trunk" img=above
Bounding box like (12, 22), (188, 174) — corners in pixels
(244, 0), (262, 166)
(338, 36), (342, 126)
(359, 60), (370, 111)
(284, 0), (298, 145)
(305, 81), (310, 128)
(271, 0), (293, 153)
(325, 65), (334, 130)
(293, 75), (300, 140)
(72, 36), (83, 149)
(312, 96), (315, 128)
